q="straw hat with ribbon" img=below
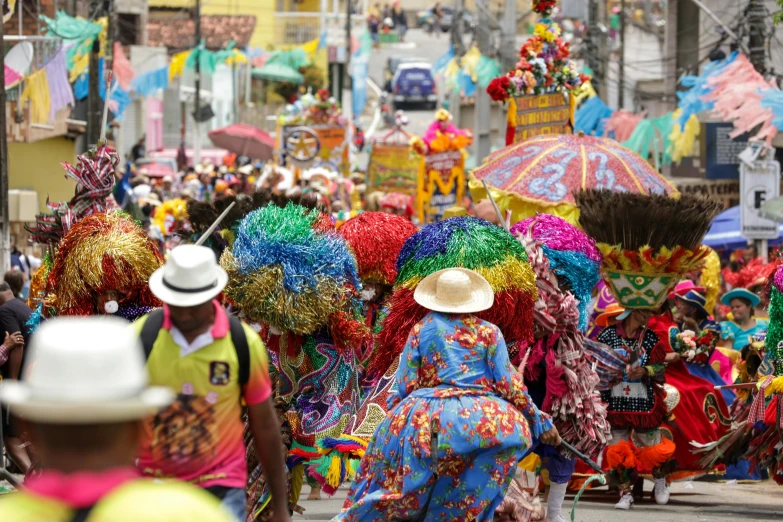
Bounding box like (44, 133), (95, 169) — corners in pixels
(414, 268), (494, 315)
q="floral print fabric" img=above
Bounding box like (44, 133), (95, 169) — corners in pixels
(335, 312), (553, 522)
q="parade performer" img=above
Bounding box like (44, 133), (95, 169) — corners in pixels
(510, 214), (610, 522)
(576, 189), (721, 509)
(321, 217), (539, 490)
(334, 268), (559, 521)
(337, 212), (419, 366)
(220, 203), (369, 510)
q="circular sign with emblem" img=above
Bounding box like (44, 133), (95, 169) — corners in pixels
(284, 127), (320, 163)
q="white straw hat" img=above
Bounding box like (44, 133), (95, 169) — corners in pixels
(0, 317), (173, 424)
(148, 244), (228, 307)
(414, 268), (494, 314)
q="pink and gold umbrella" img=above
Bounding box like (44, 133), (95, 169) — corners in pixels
(470, 133), (678, 225)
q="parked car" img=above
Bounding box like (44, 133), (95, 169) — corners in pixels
(416, 6), (474, 33)
(384, 55), (428, 91)
(391, 62), (438, 109)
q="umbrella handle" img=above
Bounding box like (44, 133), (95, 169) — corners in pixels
(481, 180), (510, 233)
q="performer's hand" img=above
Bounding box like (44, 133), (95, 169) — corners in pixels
(541, 427), (562, 446)
(626, 366), (647, 381)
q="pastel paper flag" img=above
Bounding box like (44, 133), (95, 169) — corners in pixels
(112, 42), (136, 90)
(604, 109), (644, 142)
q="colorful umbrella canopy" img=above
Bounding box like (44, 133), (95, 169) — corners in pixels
(207, 124), (275, 161)
(470, 133), (679, 225)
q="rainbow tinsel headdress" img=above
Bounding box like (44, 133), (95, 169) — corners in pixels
(337, 212), (419, 286)
(367, 216), (538, 380)
(220, 203), (364, 338)
(511, 214), (601, 331)
(765, 265), (783, 376)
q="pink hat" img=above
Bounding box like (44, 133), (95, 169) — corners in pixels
(668, 280), (706, 301)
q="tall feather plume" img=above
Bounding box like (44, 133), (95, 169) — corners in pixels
(575, 190), (723, 250)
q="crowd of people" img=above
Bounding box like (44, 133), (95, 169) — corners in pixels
(1, 140), (783, 522)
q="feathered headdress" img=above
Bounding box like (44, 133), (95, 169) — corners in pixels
(576, 190), (722, 309)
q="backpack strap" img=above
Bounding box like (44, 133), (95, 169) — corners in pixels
(140, 309), (165, 360)
(69, 506), (95, 522)
(228, 315), (250, 388)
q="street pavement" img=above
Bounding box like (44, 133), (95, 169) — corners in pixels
(365, 28), (455, 137)
(295, 480), (783, 521)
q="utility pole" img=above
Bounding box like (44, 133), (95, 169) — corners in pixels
(1, 14), (10, 275)
(193, 0), (202, 165)
(473, 0), (491, 163)
(585, 0), (604, 99)
(747, 0), (766, 74)
(499, 0), (516, 72)
(345, 0), (352, 93)
(449, 0), (465, 123)
(87, 0), (102, 147)
(617, 0), (625, 109)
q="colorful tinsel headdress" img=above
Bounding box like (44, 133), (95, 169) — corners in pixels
(42, 211), (163, 317)
(337, 212), (419, 287)
(576, 190), (722, 310)
(220, 203), (363, 337)
(765, 265), (783, 376)
(367, 216), (538, 380)
(511, 214), (601, 331)
(26, 145), (119, 245)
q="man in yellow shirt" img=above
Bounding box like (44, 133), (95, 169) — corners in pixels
(137, 245), (290, 522)
(0, 317), (236, 522)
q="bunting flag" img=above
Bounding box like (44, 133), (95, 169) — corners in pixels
(130, 66), (169, 98)
(20, 68), (51, 124)
(44, 47), (75, 121)
(112, 42), (136, 90)
(3, 0), (16, 24)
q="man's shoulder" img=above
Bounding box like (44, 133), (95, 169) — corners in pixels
(94, 480), (234, 521)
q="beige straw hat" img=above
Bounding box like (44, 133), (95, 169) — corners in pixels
(414, 268), (494, 314)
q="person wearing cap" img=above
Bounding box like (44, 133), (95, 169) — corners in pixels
(334, 268), (559, 521)
(673, 289), (719, 335)
(0, 317), (236, 522)
(159, 175), (175, 201)
(719, 288), (769, 351)
(135, 245), (290, 522)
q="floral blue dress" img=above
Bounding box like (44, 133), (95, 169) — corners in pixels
(334, 312), (553, 522)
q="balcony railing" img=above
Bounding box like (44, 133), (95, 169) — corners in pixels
(272, 12), (366, 46)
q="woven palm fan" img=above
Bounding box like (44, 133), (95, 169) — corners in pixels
(575, 190), (722, 309)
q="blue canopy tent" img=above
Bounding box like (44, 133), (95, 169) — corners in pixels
(703, 205), (783, 250)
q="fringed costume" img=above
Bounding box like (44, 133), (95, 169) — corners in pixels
(220, 203), (369, 510)
(576, 190), (721, 507)
(509, 215), (610, 522)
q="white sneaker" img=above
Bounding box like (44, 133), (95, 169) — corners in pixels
(615, 493), (634, 510)
(546, 514), (570, 522)
(654, 478), (670, 505)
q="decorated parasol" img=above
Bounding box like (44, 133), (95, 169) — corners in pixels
(470, 133), (679, 226)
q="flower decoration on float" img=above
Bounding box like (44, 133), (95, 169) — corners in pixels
(532, 0), (557, 16)
(366, 216), (538, 381)
(278, 88), (348, 127)
(486, 21), (588, 102)
(409, 109), (473, 155)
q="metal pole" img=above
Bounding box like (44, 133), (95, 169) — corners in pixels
(193, 0), (202, 164)
(473, 0), (491, 163)
(747, 0), (766, 74)
(618, 0), (625, 109)
(500, 0), (516, 72)
(87, 0), (102, 147)
(1, 14), (10, 275)
(345, 0), (352, 91)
